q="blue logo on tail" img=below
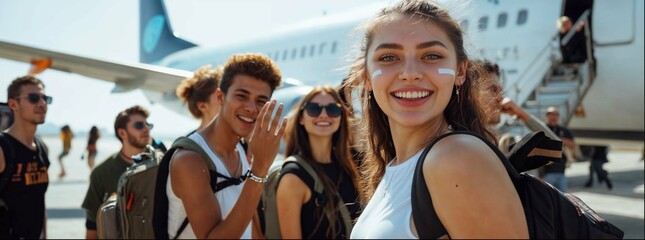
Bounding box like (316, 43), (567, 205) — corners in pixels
(143, 15), (165, 53)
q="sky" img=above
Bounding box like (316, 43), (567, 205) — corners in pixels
(0, 0), (385, 139)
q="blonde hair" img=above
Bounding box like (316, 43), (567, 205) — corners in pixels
(556, 16), (572, 31)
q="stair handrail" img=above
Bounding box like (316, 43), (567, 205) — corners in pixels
(510, 33), (560, 105)
(562, 9), (595, 125)
(561, 9), (591, 47)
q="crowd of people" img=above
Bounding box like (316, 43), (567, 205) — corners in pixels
(0, 0), (610, 239)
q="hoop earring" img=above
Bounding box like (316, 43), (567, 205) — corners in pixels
(455, 85), (461, 103)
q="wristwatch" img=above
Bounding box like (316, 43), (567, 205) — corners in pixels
(245, 170), (268, 183)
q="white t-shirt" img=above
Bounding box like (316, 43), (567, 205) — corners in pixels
(166, 133), (251, 239)
(350, 150), (423, 239)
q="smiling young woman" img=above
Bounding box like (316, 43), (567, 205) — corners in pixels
(275, 85), (361, 239)
(344, 0), (528, 239)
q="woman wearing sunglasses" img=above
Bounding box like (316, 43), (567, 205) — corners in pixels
(276, 86), (361, 239)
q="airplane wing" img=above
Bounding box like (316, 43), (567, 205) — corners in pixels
(0, 40), (192, 94)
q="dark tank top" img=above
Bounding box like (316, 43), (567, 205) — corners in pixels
(0, 134), (49, 239)
(279, 161), (360, 239)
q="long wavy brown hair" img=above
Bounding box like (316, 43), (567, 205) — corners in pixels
(283, 85), (361, 238)
(343, 0), (496, 204)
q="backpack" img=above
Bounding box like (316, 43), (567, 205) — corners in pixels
(152, 136), (247, 239)
(258, 155), (353, 239)
(97, 136), (247, 239)
(411, 131), (624, 239)
(96, 145), (162, 239)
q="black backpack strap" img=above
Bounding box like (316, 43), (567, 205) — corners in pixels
(173, 219), (190, 240)
(285, 155), (353, 238)
(33, 136), (49, 167)
(411, 131), (520, 239)
(153, 147), (178, 239)
(173, 167), (237, 240)
(0, 133), (16, 195)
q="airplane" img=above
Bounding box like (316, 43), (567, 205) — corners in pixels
(0, 0), (642, 158)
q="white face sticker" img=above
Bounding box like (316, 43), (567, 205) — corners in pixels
(438, 68), (456, 76)
(371, 69), (382, 79)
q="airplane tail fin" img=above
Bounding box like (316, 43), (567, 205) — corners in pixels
(139, 0), (196, 64)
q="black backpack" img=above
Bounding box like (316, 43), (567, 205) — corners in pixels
(152, 137), (247, 239)
(411, 131), (624, 239)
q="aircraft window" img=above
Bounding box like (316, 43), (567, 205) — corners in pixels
(517, 9), (528, 25)
(331, 41), (337, 54)
(300, 46), (307, 58)
(460, 19), (469, 32)
(478, 16), (488, 31)
(275, 51), (280, 61)
(283, 49), (288, 61)
(310, 45), (315, 57)
(319, 42), (327, 55)
(291, 48), (297, 59)
(497, 13), (507, 28)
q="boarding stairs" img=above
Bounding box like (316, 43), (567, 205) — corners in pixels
(499, 10), (595, 137)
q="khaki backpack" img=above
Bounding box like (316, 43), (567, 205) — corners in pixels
(96, 145), (161, 239)
(258, 155), (353, 239)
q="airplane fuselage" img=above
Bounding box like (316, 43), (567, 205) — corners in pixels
(147, 0), (643, 146)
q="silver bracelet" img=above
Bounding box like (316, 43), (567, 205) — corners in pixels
(245, 170), (268, 183)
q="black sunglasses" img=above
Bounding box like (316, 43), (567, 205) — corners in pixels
(133, 121), (153, 130)
(14, 93), (53, 105)
(303, 102), (342, 118)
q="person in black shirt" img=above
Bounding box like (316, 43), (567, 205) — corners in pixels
(558, 16), (588, 64)
(540, 106), (575, 192)
(277, 86), (361, 239)
(0, 76), (52, 239)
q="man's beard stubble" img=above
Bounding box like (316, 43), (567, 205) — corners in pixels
(127, 132), (149, 149)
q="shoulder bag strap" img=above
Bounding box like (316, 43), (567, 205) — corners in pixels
(33, 136), (49, 166)
(0, 134), (16, 195)
(411, 131), (516, 239)
(287, 155), (353, 237)
(153, 147), (177, 239)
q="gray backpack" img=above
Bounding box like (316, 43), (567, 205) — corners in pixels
(97, 145), (161, 239)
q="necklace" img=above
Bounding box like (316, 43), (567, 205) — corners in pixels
(382, 157), (399, 197)
(218, 149), (241, 177)
(230, 156), (241, 177)
(198, 132), (242, 177)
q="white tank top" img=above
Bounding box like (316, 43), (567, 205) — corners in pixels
(167, 133), (251, 239)
(350, 150), (423, 239)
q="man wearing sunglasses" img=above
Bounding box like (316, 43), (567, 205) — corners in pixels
(0, 76), (52, 239)
(81, 105), (154, 239)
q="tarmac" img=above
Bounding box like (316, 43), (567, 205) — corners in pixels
(42, 137), (644, 239)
